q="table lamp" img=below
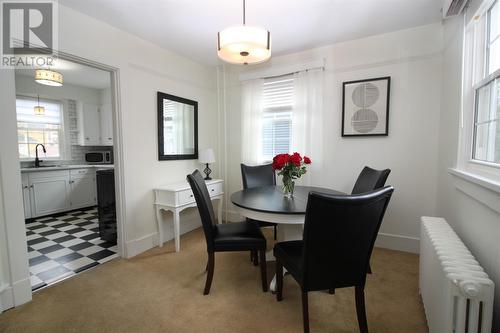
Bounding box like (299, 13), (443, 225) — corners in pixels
(199, 148), (215, 180)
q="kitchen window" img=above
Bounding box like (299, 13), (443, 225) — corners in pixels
(16, 97), (65, 160)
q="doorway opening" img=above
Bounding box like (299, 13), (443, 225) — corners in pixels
(14, 56), (123, 291)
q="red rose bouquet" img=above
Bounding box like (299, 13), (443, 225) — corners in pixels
(272, 152), (311, 197)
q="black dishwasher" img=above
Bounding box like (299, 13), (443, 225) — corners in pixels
(96, 169), (117, 243)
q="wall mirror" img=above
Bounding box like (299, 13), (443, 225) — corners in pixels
(157, 92), (198, 160)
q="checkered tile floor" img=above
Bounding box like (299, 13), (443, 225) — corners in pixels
(26, 207), (118, 291)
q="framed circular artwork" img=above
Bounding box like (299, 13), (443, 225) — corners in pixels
(341, 76), (391, 137)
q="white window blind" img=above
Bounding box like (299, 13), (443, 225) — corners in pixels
(261, 76), (294, 159)
(16, 97), (64, 159)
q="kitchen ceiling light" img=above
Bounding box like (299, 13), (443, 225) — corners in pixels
(34, 95), (45, 115)
(217, 0), (271, 65)
(35, 69), (63, 87)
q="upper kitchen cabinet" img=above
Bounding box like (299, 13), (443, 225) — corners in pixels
(77, 101), (113, 146)
(100, 102), (114, 145)
(77, 102), (101, 145)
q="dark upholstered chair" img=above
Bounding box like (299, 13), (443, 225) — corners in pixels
(241, 163), (278, 241)
(274, 187), (394, 333)
(351, 166), (391, 275)
(187, 170), (268, 295)
(352, 166), (391, 195)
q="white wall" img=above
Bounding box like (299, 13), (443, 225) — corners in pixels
(219, 23), (444, 253)
(437, 16), (500, 331)
(0, 3), (219, 308)
(56, 5), (220, 255)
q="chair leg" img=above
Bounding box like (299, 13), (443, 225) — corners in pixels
(355, 286), (369, 333)
(273, 225), (277, 240)
(302, 291), (310, 333)
(259, 250), (268, 292)
(250, 251), (253, 262)
(367, 263), (372, 274)
(276, 259), (283, 301)
(203, 252), (215, 295)
(253, 250), (259, 266)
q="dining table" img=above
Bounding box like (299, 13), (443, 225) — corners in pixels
(230, 185), (345, 291)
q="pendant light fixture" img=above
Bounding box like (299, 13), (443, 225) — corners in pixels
(35, 68), (63, 87)
(34, 95), (45, 115)
(217, 0), (271, 65)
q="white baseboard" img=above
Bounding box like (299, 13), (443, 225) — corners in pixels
(125, 232), (159, 258)
(0, 277), (32, 313)
(125, 216), (202, 258)
(0, 284), (13, 313)
(375, 232), (420, 254)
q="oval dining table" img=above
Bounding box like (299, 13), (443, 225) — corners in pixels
(231, 185), (345, 291)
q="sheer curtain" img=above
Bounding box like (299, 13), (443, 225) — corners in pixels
(241, 78), (264, 164)
(292, 69), (325, 185)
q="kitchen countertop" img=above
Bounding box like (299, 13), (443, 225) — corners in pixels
(20, 164), (114, 173)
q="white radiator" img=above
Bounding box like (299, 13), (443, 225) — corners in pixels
(420, 216), (495, 333)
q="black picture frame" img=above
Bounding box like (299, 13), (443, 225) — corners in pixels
(341, 76), (391, 137)
(157, 91), (198, 160)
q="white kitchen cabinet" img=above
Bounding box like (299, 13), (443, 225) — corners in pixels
(69, 169), (96, 209)
(77, 102), (101, 146)
(30, 171), (70, 217)
(21, 173), (32, 219)
(22, 168), (99, 219)
(100, 103), (113, 146)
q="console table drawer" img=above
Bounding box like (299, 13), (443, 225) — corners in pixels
(207, 182), (222, 196)
(177, 189), (195, 205)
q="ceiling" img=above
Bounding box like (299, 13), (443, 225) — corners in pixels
(16, 59), (111, 90)
(59, 0), (443, 66)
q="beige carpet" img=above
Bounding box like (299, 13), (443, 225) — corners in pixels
(0, 228), (428, 333)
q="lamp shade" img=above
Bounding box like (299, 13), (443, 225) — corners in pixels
(199, 148), (216, 164)
(217, 26), (271, 65)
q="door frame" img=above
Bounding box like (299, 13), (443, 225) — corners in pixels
(0, 51), (126, 310)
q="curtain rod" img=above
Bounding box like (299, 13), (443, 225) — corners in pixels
(262, 66), (325, 80)
(238, 59), (325, 81)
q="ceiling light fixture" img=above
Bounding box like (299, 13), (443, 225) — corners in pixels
(217, 0), (271, 65)
(34, 94), (45, 115)
(35, 69), (63, 87)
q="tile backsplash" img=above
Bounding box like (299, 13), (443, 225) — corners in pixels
(20, 99), (113, 168)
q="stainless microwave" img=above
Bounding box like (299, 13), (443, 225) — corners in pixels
(85, 151), (112, 164)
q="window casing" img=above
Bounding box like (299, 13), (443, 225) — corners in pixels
(16, 97), (65, 160)
(460, 0), (500, 182)
(261, 76), (294, 161)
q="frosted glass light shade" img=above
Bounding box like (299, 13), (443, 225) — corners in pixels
(34, 106), (45, 115)
(217, 26), (271, 65)
(35, 69), (63, 86)
(199, 148), (216, 164)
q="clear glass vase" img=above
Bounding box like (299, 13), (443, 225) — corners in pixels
(282, 179), (295, 198)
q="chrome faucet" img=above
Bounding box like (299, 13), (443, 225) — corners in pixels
(34, 144), (46, 167)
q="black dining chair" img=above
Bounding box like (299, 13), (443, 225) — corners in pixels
(351, 166), (391, 275)
(241, 163), (278, 240)
(274, 187), (394, 333)
(187, 170), (268, 295)
(352, 166), (391, 195)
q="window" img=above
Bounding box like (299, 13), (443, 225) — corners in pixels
(16, 97), (64, 159)
(261, 76), (294, 160)
(471, 1), (500, 165)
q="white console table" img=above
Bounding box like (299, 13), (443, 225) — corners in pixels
(154, 179), (224, 252)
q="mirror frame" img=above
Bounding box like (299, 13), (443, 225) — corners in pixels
(157, 91), (198, 160)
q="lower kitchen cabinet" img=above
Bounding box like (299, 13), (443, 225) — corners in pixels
(22, 168), (97, 219)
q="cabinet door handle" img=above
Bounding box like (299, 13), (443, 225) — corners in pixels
(86, 137), (90, 140)
(189, 194), (193, 198)
(108, 137), (112, 140)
